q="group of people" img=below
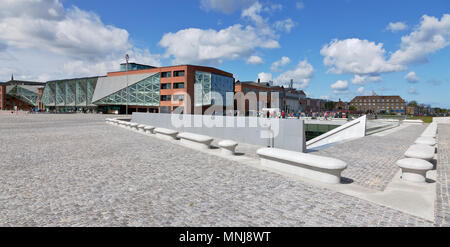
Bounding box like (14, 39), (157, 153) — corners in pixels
(262, 110), (348, 119)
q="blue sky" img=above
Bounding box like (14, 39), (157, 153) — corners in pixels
(0, 0), (449, 107)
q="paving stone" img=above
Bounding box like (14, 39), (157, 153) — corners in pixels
(315, 124), (427, 191)
(0, 115), (441, 226)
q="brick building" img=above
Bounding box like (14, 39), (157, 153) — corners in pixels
(349, 95), (406, 114)
(92, 64), (234, 114)
(300, 98), (326, 113)
(0, 75), (46, 111)
(234, 80), (307, 115)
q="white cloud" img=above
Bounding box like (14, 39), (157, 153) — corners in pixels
(320, 38), (405, 75)
(0, 0), (160, 81)
(241, 1), (265, 26)
(386, 22), (408, 32)
(273, 60), (314, 89)
(321, 14), (450, 87)
(408, 87), (418, 95)
(274, 18), (296, 33)
(296, 2), (305, 10)
(271, 56), (291, 71)
(351, 74), (382, 85)
(257, 72), (272, 82)
(159, 24), (279, 65)
(246, 55), (263, 64)
(404, 71), (419, 83)
(390, 14), (450, 65)
(330, 80), (349, 92)
(357, 87), (365, 94)
(160, 2), (284, 65)
(200, 0), (257, 14)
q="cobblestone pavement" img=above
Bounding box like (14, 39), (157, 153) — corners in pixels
(435, 124), (450, 226)
(0, 115), (435, 226)
(314, 124), (426, 191)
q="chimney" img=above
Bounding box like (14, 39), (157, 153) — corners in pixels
(257, 78), (260, 83)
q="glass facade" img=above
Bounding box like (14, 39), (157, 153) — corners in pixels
(6, 86), (40, 106)
(194, 71), (233, 107)
(120, 63), (155, 71)
(41, 78), (98, 108)
(94, 73), (160, 106)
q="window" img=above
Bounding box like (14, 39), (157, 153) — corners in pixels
(173, 70), (185, 77)
(173, 82), (185, 89)
(160, 106), (171, 113)
(173, 95), (184, 101)
(161, 95), (171, 101)
(161, 83), (171, 89)
(161, 72), (171, 78)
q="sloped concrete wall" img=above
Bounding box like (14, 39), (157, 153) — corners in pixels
(306, 115), (367, 150)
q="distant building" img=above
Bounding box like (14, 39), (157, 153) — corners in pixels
(40, 64), (234, 114)
(234, 80), (306, 115)
(0, 75), (45, 111)
(234, 80), (283, 115)
(282, 88), (307, 113)
(349, 95), (406, 115)
(406, 106), (417, 115)
(333, 99), (348, 111)
(300, 98), (326, 113)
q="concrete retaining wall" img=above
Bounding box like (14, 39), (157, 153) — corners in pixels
(132, 113), (306, 152)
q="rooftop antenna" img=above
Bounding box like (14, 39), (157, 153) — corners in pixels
(290, 79), (293, 89)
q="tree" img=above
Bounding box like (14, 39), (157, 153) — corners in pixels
(324, 101), (335, 111)
(349, 105), (357, 111)
(408, 101), (418, 107)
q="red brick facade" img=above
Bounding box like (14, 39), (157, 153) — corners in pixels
(107, 65), (233, 114)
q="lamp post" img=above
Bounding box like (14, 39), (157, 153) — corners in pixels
(125, 54), (129, 115)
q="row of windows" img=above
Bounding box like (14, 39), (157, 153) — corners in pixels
(160, 95), (185, 102)
(160, 106), (185, 113)
(160, 82), (185, 89)
(242, 87), (278, 94)
(354, 103), (405, 106)
(355, 98), (402, 103)
(161, 70), (185, 78)
(356, 106), (404, 110)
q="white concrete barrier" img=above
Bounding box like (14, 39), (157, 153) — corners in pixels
(403, 119), (423, 124)
(396, 158), (433, 183)
(256, 148), (347, 184)
(415, 136), (436, 146)
(144, 126), (155, 135)
(137, 124), (146, 133)
(421, 123), (437, 138)
(404, 144), (435, 161)
(154, 128), (179, 141)
(177, 132), (213, 150)
(218, 140), (238, 155)
(118, 121), (128, 128)
(129, 122), (139, 131)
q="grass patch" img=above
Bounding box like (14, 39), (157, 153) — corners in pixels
(410, 116), (433, 123)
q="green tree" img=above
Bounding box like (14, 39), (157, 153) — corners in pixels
(408, 101), (418, 107)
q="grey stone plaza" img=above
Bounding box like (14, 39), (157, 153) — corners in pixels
(0, 114), (449, 226)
